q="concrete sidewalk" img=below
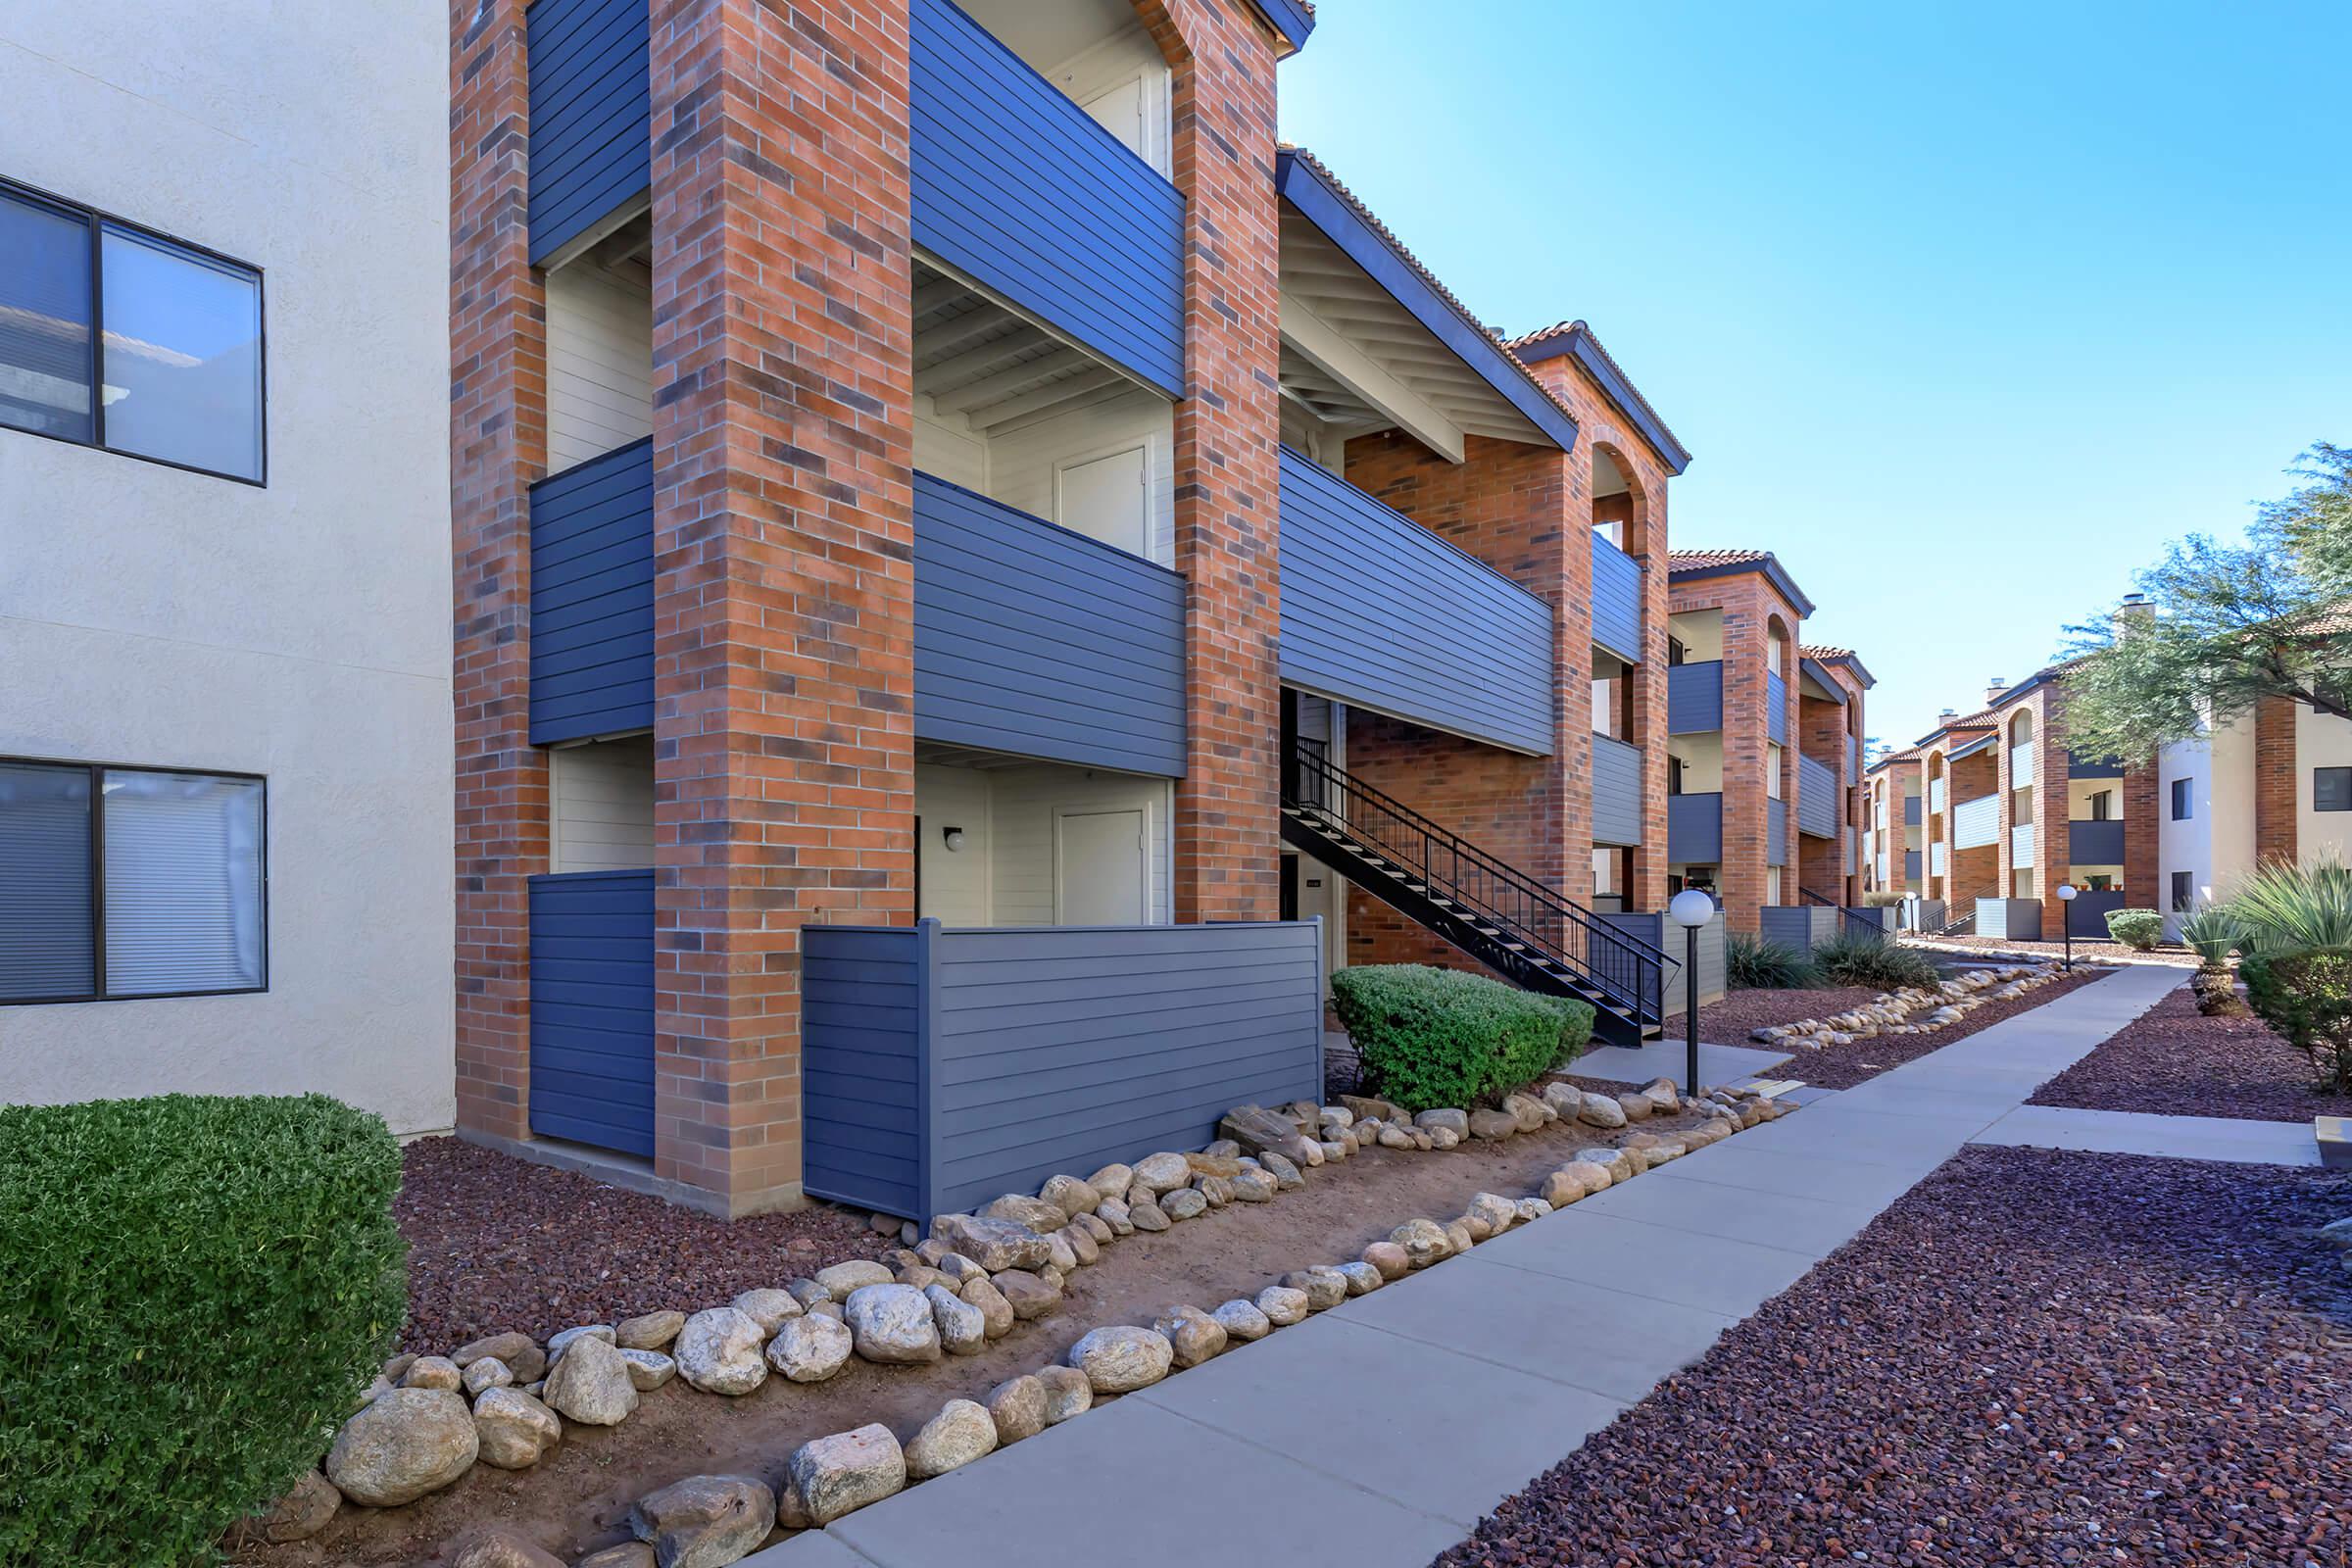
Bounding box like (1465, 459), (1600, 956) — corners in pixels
(746, 962), (2183, 1568)
(1972, 1102), (2319, 1165)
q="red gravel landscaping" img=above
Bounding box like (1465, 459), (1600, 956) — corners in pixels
(1437, 1146), (2352, 1568)
(2031, 984), (2352, 1123)
(1702, 968), (2114, 1089)
(393, 1138), (885, 1352)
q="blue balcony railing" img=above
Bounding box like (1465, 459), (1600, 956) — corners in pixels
(1669, 792), (1722, 863)
(1591, 534), (1642, 662)
(530, 438), (654, 746)
(1668, 661), (1723, 734)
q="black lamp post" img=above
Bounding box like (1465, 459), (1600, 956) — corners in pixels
(2054, 882), (2077, 973)
(1669, 889), (1716, 1099)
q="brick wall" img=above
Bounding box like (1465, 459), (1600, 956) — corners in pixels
(1339, 431), (1587, 970)
(646, 0), (917, 1216)
(1140, 0), (1285, 923)
(2255, 692), (2299, 863)
(1948, 737), (2000, 906)
(450, 0), (548, 1146)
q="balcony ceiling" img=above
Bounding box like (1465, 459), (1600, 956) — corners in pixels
(912, 258), (1136, 433)
(1278, 209), (1552, 459)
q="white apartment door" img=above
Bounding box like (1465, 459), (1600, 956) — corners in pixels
(1056, 808), (1148, 925)
(1080, 75), (1149, 161)
(1055, 445), (1150, 557)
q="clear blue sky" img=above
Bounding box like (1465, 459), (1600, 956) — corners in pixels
(1278, 1), (2351, 748)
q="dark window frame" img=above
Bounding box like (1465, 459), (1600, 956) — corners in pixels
(2317, 766), (2352, 813)
(2170, 870), (2193, 912)
(2170, 777), (2191, 820)
(0, 752), (270, 1006)
(1, 174), (268, 487)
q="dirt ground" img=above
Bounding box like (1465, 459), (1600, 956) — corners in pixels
(239, 1099), (1710, 1568)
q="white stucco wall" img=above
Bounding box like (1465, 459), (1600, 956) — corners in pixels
(0, 4), (454, 1133)
(2297, 705), (2352, 862)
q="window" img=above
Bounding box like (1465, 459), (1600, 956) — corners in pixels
(2170, 777), (2191, 820)
(2089, 789), (2114, 821)
(0, 759), (266, 1003)
(0, 180), (264, 482)
(1766, 743), (1784, 798)
(2317, 767), (2352, 813)
(2170, 871), (2193, 910)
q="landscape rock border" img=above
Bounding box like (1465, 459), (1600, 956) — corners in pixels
(1747, 962), (2068, 1050)
(283, 1076), (1796, 1568)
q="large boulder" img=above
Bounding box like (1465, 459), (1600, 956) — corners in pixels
(630, 1474), (775, 1568)
(729, 1289), (801, 1337)
(768, 1313), (855, 1383)
(1577, 1093), (1628, 1129)
(1069, 1326), (1174, 1394)
(925, 1283), (988, 1355)
(1279, 1267), (1348, 1311)
(1211, 1298), (1271, 1342)
(620, 1348), (677, 1391)
(250, 1470), (341, 1544)
(1388, 1218), (1451, 1269)
(543, 1334), (641, 1426)
(978, 1193), (1068, 1232)
(1215, 1105), (1302, 1159)
(449, 1531), (566, 1568)
(453, 1331), (544, 1382)
(844, 1283), (942, 1364)
(959, 1274), (1017, 1339)
(1360, 1241), (1411, 1280)
(1255, 1286), (1310, 1326)
(929, 1213), (1054, 1272)
(905, 1398), (999, 1480)
(472, 1387), (563, 1470)
(325, 1388), (478, 1506)
(785, 1425), (906, 1527)
(813, 1259), (895, 1298)
(675, 1307), (769, 1396)
(1467, 1107), (1520, 1141)
(1039, 1173), (1101, 1218)
(1131, 1152), (1194, 1193)
(1159, 1187), (1208, 1222)
(1152, 1303), (1228, 1367)
(1575, 1146), (1635, 1183)
(992, 1269), (1061, 1321)
(616, 1310), (686, 1351)
(1466, 1192), (1521, 1236)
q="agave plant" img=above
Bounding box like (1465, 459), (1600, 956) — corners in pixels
(2228, 855), (2352, 958)
(2175, 904), (2245, 968)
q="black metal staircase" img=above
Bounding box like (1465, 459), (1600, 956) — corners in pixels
(1281, 745), (1666, 1047)
(1798, 885), (1882, 942)
(1937, 888), (1995, 937)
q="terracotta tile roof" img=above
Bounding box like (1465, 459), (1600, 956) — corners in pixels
(1800, 643), (1858, 661)
(1276, 146), (1585, 441)
(1503, 318), (1690, 466)
(1667, 549), (1773, 572)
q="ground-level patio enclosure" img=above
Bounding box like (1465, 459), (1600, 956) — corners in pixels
(802, 919), (1326, 1221)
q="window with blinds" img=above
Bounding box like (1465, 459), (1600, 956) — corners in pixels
(0, 759), (265, 1003)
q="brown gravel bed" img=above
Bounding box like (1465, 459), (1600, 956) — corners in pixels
(2031, 984), (2352, 1123)
(1919, 933), (2198, 967)
(1696, 986), (1886, 1046)
(1698, 968), (2115, 1089)
(1438, 1146), (2352, 1568)
(394, 1138), (887, 1351)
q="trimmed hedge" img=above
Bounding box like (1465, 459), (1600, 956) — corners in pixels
(0, 1094), (407, 1567)
(1331, 964), (1593, 1113)
(2103, 906), (2165, 951)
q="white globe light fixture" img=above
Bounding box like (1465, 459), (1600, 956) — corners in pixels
(2054, 882), (2078, 971)
(1667, 889), (1715, 1097)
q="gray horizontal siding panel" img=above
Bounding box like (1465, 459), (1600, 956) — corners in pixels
(1590, 535), (1642, 663)
(1904, 796), (1923, 826)
(1767, 669), (1788, 746)
(1611, 909), (1725, 1018)
(1977, 898), (2043, 941)
(1759, 906), (1838, 952)
(1917, 898), (1946, 931)
(1843, 906), (1889, 936)
(1796, 753), (1838, 837)
(2067, 750), (2126, 778)
(526, 0), (651, 265)
(1768, 797), (1788, 865)
(1668, 661), (1722, 734)
(801, 920), (1324, 1221)
(2070, 819), (2127, 864)
(1905, 849), (1923, 879)
(1668, 792), (1721, 863)
(928, 922), (1322, 1216)
(1592, 734), (1643, 846)
(530, 439), (654, 745)
(1952, 793), (1999, 850)
(1277, 448), (1555, 756)
(528, 869), (655, 1158)
(911, 0), (1185, 396)
(2070, 890), (2126, 938)
(915, 470), (1186, 776)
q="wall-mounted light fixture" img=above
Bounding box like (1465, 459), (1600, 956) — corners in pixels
(942, 826), (966, 853)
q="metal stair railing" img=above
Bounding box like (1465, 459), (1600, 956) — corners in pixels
(1799, 885), (1882, 942)
(1285, 746), (1666, 1026)
(1937, 888), (1997, 937)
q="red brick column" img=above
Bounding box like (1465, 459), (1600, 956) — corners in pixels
(2255, 693), (2299, 864)
(1141, 0), (1284, 923)
(450, 0), (549, 1144)
(648, 0), (916, 1216)
(2122, 760), (2161, 904)
(1341, 433), (1584, 969)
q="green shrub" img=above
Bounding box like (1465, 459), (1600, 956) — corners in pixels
(2176, 905), (2244, 968)
(1727, 933), (1819, 991)
(1810, 933), (1939, 990)
(1332, 964), (1593, 1112)
(2230, 856), (2352, 957)
(2103, 906), (2165, 951)
(0, 1094), (407, 1567)
(2244, 951), (2352, 1093)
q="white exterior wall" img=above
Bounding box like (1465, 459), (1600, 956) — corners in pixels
(2297, 706), (2352, 861)
(2158, 717), (2259, 938)
(0, 4), (454, 1134)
